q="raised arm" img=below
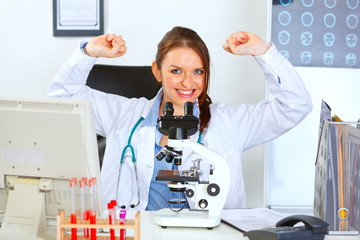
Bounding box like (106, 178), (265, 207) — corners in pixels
(48, 33), (135, 137)
(218, 31), (312, 150)
(49, 33), (127, 98)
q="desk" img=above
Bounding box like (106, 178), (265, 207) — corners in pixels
(1, 211), (360, 239)
(139, 211), (360, 240)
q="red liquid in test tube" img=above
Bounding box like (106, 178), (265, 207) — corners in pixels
(84, 210), (90, 237)
(89, 214), (96, 240)
(70, 213), (77, 240)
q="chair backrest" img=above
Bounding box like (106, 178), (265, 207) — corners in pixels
(86, 64), (161, 99)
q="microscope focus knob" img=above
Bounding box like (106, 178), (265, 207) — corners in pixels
(198, 199), (208, 209)
(207, 183), (220, 196)
(185, 189), (194, 198)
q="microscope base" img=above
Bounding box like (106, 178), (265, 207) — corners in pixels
(154, 208), (220, 229)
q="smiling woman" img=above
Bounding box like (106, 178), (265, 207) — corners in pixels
(48, 26), (312, 211)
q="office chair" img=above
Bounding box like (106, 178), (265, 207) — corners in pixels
(86, 64), (161, 168)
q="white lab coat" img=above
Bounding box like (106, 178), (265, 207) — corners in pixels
(48, 43), (312, 210)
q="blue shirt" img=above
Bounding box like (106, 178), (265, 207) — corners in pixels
(142, 89), (199, 210)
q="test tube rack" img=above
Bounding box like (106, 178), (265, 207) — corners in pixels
(56, 210), (140, 240)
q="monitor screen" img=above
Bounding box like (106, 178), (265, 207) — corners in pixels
(0, 97), (103, 239)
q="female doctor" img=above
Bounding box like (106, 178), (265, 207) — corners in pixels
(48, 26), (312, 210)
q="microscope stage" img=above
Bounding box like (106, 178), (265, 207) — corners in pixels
(155, 170), (199, 182)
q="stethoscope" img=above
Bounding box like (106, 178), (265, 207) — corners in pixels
(116, 116), (202, 209)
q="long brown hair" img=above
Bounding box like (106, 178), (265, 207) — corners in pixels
(155, 26), (212, 133)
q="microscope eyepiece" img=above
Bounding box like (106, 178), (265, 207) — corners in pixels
(184, 101), (193, 116)
(163, 102), (174, 116)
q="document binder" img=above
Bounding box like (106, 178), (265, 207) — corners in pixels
(314, 120), (360, 233)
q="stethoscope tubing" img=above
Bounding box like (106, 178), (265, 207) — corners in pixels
(116, 116), (144, 209)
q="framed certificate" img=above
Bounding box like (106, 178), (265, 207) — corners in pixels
(53, 0), (104, 36)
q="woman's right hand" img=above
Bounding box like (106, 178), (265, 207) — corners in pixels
(84, 33), (127, 58)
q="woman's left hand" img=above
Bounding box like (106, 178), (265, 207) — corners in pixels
(223, 31), (269, 56)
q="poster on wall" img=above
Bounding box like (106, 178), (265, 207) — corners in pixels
(271, 0), (359, 68)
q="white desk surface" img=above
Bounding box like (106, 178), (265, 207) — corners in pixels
(1, 211), (360, 239)
(138, 211), (360, 240)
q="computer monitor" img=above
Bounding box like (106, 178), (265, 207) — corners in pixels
(0, 97), (103, 239)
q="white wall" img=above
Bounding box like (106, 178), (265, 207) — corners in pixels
(0, 0), (269, 207)
(267, 67), (360, 208)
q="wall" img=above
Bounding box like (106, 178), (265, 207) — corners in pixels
(0, 0), (269, 207)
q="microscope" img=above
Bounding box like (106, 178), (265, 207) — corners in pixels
(154, 102), (230, 229)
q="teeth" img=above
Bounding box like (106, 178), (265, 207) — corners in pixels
(177, 89), (193, 95)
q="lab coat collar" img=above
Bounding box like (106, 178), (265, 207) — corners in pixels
(140, 98), (156, 119)
(141, 88), (163, 126)
(139, 88), (163, 120)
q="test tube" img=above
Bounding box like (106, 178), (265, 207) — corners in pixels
(89, 178), (96, 240)
(110, 200), (117, 236)
(82, 177), (90, 238)
(108, 202), (115, 240)
(70, 178), (78, 240)
(79, 179), (89, 238)
(91, 177), (99, 234)
(91, 177), (98, 213)
(120, 207), (126, 240)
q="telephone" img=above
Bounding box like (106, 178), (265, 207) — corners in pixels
(243, 215), (329, 240)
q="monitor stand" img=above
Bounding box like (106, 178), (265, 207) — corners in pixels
(0, 177), (52, 240)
